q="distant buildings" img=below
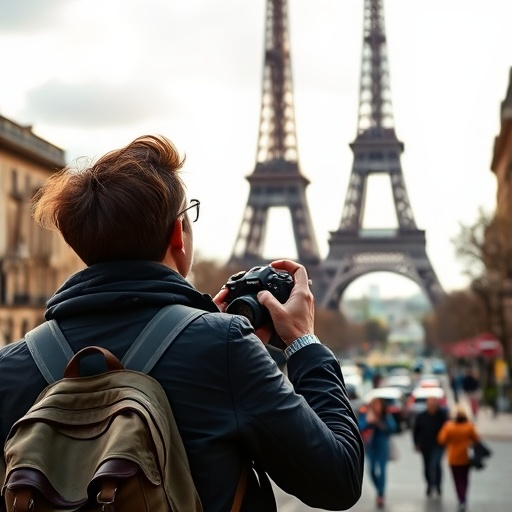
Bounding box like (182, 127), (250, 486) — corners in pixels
(0, 114), (83, 345)
(342, 283), (430, 348)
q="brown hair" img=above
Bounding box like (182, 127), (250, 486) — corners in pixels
(370, 397), (388, 419)
(32, 135), (186, 265)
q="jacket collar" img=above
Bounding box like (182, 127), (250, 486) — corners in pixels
(45, 260), (219, 320)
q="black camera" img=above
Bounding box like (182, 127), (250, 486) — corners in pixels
(225, 266), (294, 347)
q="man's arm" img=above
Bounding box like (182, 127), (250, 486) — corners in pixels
(228, 318), (364, 511)
(216, 260), (363, 509)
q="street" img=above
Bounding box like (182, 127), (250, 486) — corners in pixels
(274, 425), (512, 512)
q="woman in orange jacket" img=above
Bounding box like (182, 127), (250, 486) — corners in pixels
(437, 404), (479, 511)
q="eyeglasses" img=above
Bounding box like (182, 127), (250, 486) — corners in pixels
(176, 198), (200, 223)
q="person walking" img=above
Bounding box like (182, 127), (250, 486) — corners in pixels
(449, 367), (463, 403)
(413, 396), (448, 498)
(0, 135), (364, 511)
(462, 367), (481, 418)
(359, 397), (398, 508)
(437, 404), (480, 511)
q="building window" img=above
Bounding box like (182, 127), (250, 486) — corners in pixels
(11, 169), (19, 195)
(21, 319), (29, 337)
(0, 270), (5, 304)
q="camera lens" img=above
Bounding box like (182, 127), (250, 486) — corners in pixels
(226, 296), (265, 328)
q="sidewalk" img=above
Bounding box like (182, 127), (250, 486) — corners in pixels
(475, 406), (512, 441)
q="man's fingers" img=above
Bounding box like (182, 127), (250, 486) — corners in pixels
(270, 259), (310, 288)
(257, 290), (277, 308)
(257, 290), (286, 318)
(212, 287), (229, 312)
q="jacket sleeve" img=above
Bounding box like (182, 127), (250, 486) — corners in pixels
(471, 424), (480, 443)
(385, 414), (398, 434)
(437, 422), (449, 445)
(413, 415), (421, 447)
(228, 317), (364, 511)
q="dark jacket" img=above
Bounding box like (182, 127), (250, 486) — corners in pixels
(0, 261), (364, 512)
(413, 408), (448, 451)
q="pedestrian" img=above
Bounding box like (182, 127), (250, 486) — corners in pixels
(359, 397), (398, 508)
(372, 371), (383, 388)
(0, 135), (364, 511)
(437, 404), (480, 511)
(413, 396), (448, 498)
(449, 366), (463, 403)
(462, 367), (482, 418)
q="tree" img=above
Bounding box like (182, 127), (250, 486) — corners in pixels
(425, 290), (488, 347)
(451, 207), (493, 281)
(450, 208), (512, 362)
(364, 318), (389, 348)
(188, 254), (235, 297)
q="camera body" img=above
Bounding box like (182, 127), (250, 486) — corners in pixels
(225, 265), (293, 338)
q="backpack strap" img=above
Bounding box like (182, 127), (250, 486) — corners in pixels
(25, 320), (75, 384)
(25, 304), (206, 384)
(121, 304), (205, 373)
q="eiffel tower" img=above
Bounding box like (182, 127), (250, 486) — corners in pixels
(229, 0), (320, 268)
(317, 0), (444, 309)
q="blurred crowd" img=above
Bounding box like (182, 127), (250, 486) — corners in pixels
(344, 357), (492, 511)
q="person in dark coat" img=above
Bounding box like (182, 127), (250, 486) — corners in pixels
(413, 396), (448, 497)
(462, 368), (481, 418)
(0, 135), (364, 512)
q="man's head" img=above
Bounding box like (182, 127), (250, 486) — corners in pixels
(426, 396), (439, 413)
(32, 135), (194, 275)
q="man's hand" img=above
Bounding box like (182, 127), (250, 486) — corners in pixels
(366, 409), (377, 424)
(212, 286), (229, 312)
(256, 260), (315, 346)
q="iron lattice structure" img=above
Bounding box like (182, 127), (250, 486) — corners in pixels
(317, 0), (444, 309)
(229, 0), (320, 268)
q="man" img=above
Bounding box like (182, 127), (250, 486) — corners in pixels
(462, 367), (481, 418)
(0, 135), (364, 511)
(413, 396), (448, 498)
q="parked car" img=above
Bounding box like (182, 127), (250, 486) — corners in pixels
(346, 382), (363, 415)
(405, 386), (447, 428)
(416, 374), (442, 389)
(341, 363), (364, 396)
(431, 359), (447, 375)
(358, 387), (407, 432)
(381, 374), (414, 399)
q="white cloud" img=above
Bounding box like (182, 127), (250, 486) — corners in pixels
(21, 79), (176, 127)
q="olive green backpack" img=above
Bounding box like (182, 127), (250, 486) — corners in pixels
(2, 305), (246, 512)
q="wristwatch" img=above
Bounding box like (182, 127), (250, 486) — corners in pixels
(284, 334), (320, 359)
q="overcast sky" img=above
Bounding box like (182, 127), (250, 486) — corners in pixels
(1, 0), (511, 299)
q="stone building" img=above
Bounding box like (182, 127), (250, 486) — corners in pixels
(489, 67), (512, 362)
(491, 67), (512, 220)
(0, 114), (83, 346)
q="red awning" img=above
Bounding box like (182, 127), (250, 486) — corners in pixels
(445, 333), (503, 359)
(474, 333), (504, 358)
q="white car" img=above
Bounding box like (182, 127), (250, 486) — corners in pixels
(341, 365), (363, 393)
(405, 386), (447, 428)
(358, 387), (407, 432)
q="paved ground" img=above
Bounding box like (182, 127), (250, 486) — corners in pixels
(473, 406), (512, 441)
(274, 410), (512, 512)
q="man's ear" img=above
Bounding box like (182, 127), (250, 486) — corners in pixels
(170, 219), (184, 250)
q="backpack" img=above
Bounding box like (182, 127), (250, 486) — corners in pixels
(2, 304), (246, 512)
